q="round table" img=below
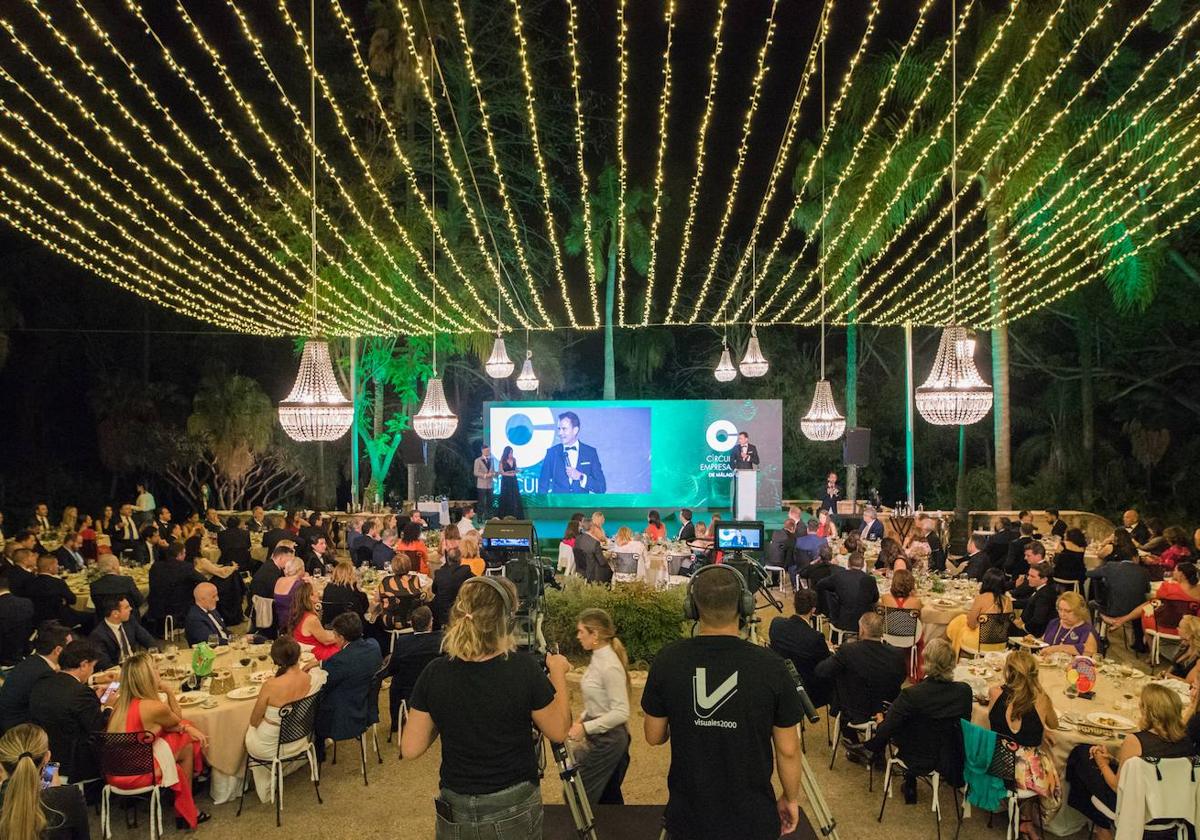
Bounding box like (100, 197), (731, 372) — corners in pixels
(66, 568), (151, 611)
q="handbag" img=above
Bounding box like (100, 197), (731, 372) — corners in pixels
(987, 736), (1018, 781)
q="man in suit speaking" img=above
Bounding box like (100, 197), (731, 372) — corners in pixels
(731, 431), (760, 470)
(539, 411), (607, 494)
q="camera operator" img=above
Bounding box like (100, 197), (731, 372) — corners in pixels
(642, 565), (804, 840)
(401, 576), (572, 839)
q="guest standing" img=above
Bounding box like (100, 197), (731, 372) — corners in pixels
(567, 609), (631, 805)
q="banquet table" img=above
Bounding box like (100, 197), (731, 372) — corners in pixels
(878, 576), (977, 642)
(66, 567), (151, 611)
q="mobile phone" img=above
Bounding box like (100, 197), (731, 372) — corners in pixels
(100, 681), (121, 705)
(434, 798), (454, 823)
(41, 762), (59, 790)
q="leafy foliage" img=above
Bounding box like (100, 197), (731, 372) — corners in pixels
(543, 577), (688, 666)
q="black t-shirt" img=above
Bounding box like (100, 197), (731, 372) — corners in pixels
(641, 635), (804, 840)
(409, 651), (555, 794)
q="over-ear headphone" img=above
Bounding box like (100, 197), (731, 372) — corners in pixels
(464, 574), (516, 630)
(683, 563), (755, 623)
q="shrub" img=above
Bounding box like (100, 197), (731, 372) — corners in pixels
(543, 577), (688, 667)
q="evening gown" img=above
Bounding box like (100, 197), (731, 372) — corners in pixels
(498, 467), (524, 518)
(107, 698), (204, 828)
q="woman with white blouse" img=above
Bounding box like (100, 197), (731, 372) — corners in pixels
(568, 608), (632, 804)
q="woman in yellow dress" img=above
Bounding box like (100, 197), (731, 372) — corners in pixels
(946, 568), (1013, 655)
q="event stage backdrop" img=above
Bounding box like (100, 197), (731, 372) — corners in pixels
(484, 400), (783, 510)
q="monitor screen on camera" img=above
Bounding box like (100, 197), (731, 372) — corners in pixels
(484, 536), (532, 549)
(715, 522), (764, 551)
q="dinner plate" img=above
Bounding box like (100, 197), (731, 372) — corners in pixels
(1086, 712), (1135, 730)
(249, 671), (271, 684)
(178, 692), (209, 707)
(1014, 637), (1048, 649)
(932, 598), (959, 609)
(226, 685), (261, 700)
(1054, 721), (1076, 732)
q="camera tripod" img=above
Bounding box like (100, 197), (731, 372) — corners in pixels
(548, 739), (599, 840)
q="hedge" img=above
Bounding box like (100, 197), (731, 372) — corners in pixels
(542, 577), (689, 667)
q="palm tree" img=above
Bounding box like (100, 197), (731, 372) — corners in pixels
(566, 165), (652, 400)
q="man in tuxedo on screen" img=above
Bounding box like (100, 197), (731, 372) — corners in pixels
(731, 431), (760, 470)
(538, 411), (607, 494)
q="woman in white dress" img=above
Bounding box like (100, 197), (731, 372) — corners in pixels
(244, 636), (327, 802)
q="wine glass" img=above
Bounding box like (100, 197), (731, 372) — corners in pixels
(165, 643), (178, 672)
(208, 634), (219, 649)
(255, 650), (269, 672)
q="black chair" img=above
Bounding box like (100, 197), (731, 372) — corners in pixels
(95, 731), (165, 840)
(876, 720), (966, 840)
(237, 691), (323, 827)
(332, 655), (390, 785)
(959, 612), (1014, 658)
(354, 545), (374, 567)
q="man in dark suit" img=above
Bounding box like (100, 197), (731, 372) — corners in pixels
(55, 532), (87, 574)
(0, 569), (35, 666)
(765, 519), (796, 572)
(153, 506), (173, 541)
(146, 541), (202, 637)
(387, 606), (443, 737)
(1010, 560), (1056, 637)
(216, 517), (252, 573)
(820, 471), (841, 517)
(7, 547), (38, 598)
(814, 612), (906, 728)
(676, 508), (696, 543)
(89, 555), (145, 623)
(33, 502), (54, 533)
(130, 525), (165, 568)
(1046, 509), (1068, 539)
(538, 411), (607, 494)
(202, 508), (225, 535)
(1004, 523), (1037, 577)
(107, 504), (140, 556)
(816, 551), (880, 634)
(768, 590), (831, 708)
(250, 543), (292, 637)
(857, 506), (885, 542)
(951, 535), (991, 580)
(730, 431), (760, 470)
(574, 526), (611, 584)
(185, 582), (230, 646)
(311, 612), (383, 762)
(27, 554), (91, 631)
(863, 639), (971, 803)
(89, 596), (155, 669)
(0, 622), (73, 732)
(261, 515), (292, 556)
(246, 506), (267, 533)
(31, 639), (112, 784)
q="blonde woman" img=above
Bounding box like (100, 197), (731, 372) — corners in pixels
(106, 653), (210, 829)
(1038, 591), (1098, 657)
(986, 650), (1060, 838)
(1168, 614), (1200, 682)
(58, 506), (78, 536)
(590, 512), (607, 540)
(0, 724), (90, 840)
(569, 609), (632, 804)
(1066, 684), (1195, 840)
(402, 577), (571, 839)
(611, 526), (646, 581)
(460, 532), (486, 577)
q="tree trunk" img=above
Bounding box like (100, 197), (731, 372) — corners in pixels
(845, 288), (859, 504)
(987, 212), (1012, 510)
(603, 229), (617, 400)
(1076, 316), (1095, 506)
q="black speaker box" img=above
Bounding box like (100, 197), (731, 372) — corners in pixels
(843, 427), (871, 467)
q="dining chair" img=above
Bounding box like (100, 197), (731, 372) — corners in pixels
(95, 731), (166, 840)
(237, 691), (323, 827)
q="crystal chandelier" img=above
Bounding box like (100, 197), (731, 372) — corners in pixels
(516, 349), (539, 391)
(714, 341), (737, 382)
(739, 246), (769, 377)
(413, 43), (457, 442)
(278, 0), (352, 443)
(915, 0), (992, 427)
(484, 331), (515, 378)
(801, 25), (845, 442)
(279, 340), (353, 442)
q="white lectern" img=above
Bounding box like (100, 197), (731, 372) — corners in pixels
(734, 469), (758, 520)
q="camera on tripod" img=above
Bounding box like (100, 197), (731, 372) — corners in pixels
(480, 519), (554, 652)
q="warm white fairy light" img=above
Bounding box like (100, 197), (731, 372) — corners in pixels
(640, 0), (675, 326)
(688, 0), (781, 325)
(564, 0), (599, 326)
(663, 0), (729, 324)
(615, 0), (630, 326)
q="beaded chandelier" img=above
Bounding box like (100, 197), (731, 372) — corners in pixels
(485, 331), (514, 379)
(714, 341), (737, 382)
(739, 325), (769, 378)
(515, 349), (539, 391)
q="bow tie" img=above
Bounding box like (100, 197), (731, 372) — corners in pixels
(564, 445), (577, 451)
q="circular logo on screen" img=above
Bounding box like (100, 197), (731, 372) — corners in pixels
(706, 420), (739, 452)
(491, 407), (557, 465)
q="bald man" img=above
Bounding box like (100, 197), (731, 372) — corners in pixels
(185, 582), (230, 646)
(1122, 509), (1151, 546)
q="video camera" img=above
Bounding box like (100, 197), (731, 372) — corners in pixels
(481, 519), (554, 652)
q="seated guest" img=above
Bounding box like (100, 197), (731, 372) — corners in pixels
(78, 515), (98, 561)
(686, 521), (712, 556)
(0, 723), (91, 840)
(271, 555), (306, 634)
(30, 639), (112, 784)
(89, 596), (154, 669)
(320, 560), (370, 625)
(145, 542), (201, 637)
(1004, 523), (1037, 578)
(0, 570), (34, 666)
(1088, 551), (1151, 653)
(768, 590), (831, 708)
(1159, 526), (1195, 571)
(1012, 562), (1057, 638)
(1046, 509), (1067, 539)
(459, 533), (486, 578)
(243, 637), (327, 803)
(300, 534), (333, 577)
(249, 543), (293, 636)
(1016, 540), (1047, 586)
(284, 581), (340, 661)
(26, 555), (90, 632)
(1141, 517), (1167, 554)
(1067, 683), (1195, 840)
(645, 510), (666, 542)
(88, 555), (144, 625)
(880, 568), (924, 612)
(107, 504), (139, 555)
(106, 653), (209, 830)
(1105, 562), (1200, 649)
(799, 545), (836, 614)
(298, 513), (330, 554)
(310, 613), (383, 762)
(814, 612), (906, 730)
(985, 517), (1017, 569)
(437, 524), (462, 570)
(1167, 615), (1200, 680)
(815, 509), (838, 539)
(261, 515), (292, 556)
(431, 549), (473, 630)
(863, 640), (972, 804)
(184, 583), (230, 647)
(455, 505), (477, 537)
(1053, 529), (1088, 584)
(202, 507), (224, 535)
(816, 550), (879, 634)
(371, 532), (399, 573)
(1097, 528), (1138, 564)
(216, 517), (252, 573)
(1040, 591), (1098, 656)
(575, 524), (610, 585)
(387, 606), (443, 738)
(0, 623), (73, 732)
(858, 506), (884, 542)
(874, 537), (903, 572)
(246, 506), (267, 534)
(130, 525), (164, 568)
(53, 532), (86, 574)
(611, 527), (647, 580)
(794, 519), (826, 568)
(676, 508), (695, 542)
(394, 521), (428, 575)
(946, 535), (990, 580)
(765, 519), (796, 574)
(946, 568), (1012, 656)
(379, 553), (426, 630)
(153, 507), (173, 542)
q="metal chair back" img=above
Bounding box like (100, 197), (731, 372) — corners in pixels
(276, 691), (322, 757)
(95, 731), (157, 778)
(977, 612), (1013, 647)
(877, 607), (921, 647)
(612, 552), (639, 575)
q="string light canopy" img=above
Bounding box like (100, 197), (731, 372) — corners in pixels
(278, 0), (351, 443)
(801, 18), (845, 442)
(413, 39), (458, 442)
(738, 247), (769, 378)
(915, 0), (993, 426)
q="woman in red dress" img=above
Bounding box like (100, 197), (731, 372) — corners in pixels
(106, 653), (210, 829)
(285, 581), (341, 661)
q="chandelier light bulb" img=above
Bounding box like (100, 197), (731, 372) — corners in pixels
(738, 326), (769, 378)
(714, 342), (738, 382)
(484, 333), (515, 378)
(915, 325), (994, 425)
(278, 339), (354, 442)
(800, 379), (846, 442)
(412, 376), (458, 440)
(516, 349), (539, 391)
